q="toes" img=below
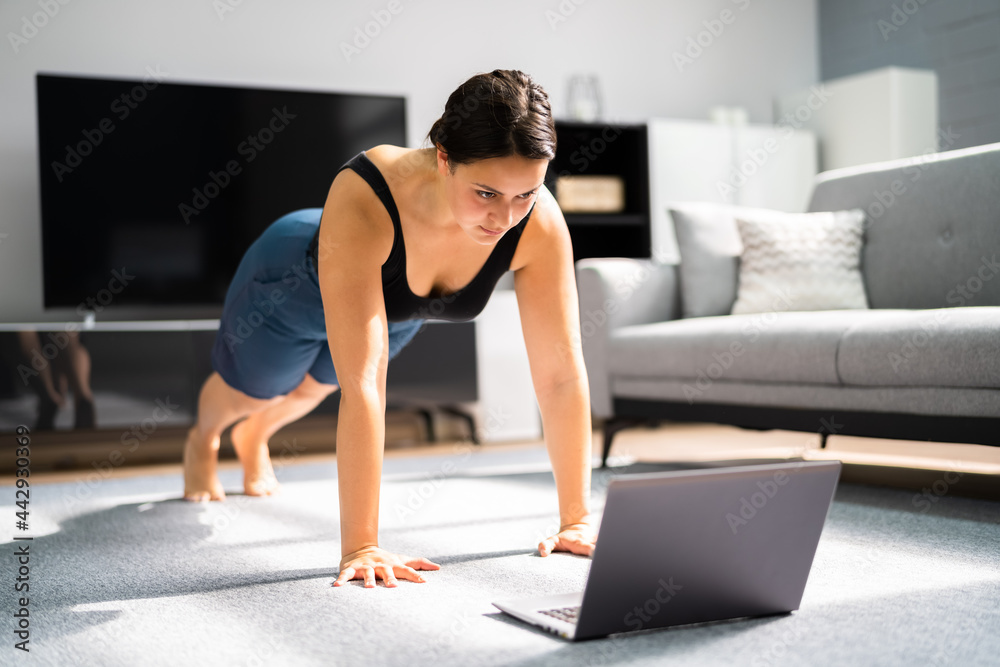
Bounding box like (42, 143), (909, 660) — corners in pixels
(185, 485), (225, 502)
(245, 477), (280, 497)
(184, 489), (224, 502)
(246, 469), (281, 493)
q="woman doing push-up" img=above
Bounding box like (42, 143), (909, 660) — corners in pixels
(182, 69), (597, 587)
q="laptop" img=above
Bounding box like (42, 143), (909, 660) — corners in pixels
(493, 460), (841, 641)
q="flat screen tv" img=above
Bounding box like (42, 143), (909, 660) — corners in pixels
(35, 72), (407, 317)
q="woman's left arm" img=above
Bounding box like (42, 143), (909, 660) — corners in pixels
(513, 186), (596, 557)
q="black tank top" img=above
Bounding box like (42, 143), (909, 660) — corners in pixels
(308, 151), (534, 323)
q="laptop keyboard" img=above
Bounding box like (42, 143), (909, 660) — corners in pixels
(539, 605), (581, 624)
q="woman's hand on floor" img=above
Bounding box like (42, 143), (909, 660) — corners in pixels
(538, 522), (598, 558)
(334, 546), (440, 588)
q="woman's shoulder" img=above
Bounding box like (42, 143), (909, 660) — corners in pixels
(510, 184), (570, 272)
(321, 154), (399, 264)
(365, 145), (434, 187)
(365, 143), (408, 161)
(326, 144), (427, 234)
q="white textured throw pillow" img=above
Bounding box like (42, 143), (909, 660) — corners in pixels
(730, 210), (869, 315)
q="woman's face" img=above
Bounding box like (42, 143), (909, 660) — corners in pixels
(437, 149), (549, 245)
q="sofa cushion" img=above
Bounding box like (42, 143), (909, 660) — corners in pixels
(612, 377), (1000, 417)
(668, 203), (788, 318)
(731, 209), (868, 314)
(610, 310), (906, 386)
(807, 142), (1000, 309)
(836, 306), (1000, 388)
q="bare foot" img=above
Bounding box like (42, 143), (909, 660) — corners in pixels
(230, 418), (281, 497)
(183, 426), (226, 502)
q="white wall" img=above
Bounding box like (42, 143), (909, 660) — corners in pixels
(0, 0), (818, 323)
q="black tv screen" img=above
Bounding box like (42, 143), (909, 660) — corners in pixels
(36, 72), (406, 314)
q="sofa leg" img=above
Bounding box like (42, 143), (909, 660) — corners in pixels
(601, 418), (647, 468)
(819, 432), (828, 449)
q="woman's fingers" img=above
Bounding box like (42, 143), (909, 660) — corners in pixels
(334, 551), (438, 587)
(394, 566), (426, 583)
(407, 556), (441, 571)
(333, 567), (356, 586)
(379, 565), (398, 588)
(539, 529), (597, 557)
(538, 537), (557, 557)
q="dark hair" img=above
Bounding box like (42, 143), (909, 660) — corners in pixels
(427, 69), (556, 169)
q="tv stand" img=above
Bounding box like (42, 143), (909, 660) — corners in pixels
(388, 402), (481, 445)
(0, 292), (541, 446)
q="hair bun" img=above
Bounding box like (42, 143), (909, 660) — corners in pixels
(426, 70), (555, 166)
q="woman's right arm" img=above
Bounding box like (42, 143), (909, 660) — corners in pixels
(316, 169), (440, 588)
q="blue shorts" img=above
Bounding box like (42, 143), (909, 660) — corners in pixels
(210, 208), (425, 399)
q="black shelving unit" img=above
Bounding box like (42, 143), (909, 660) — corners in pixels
(546, 121), (650, 261)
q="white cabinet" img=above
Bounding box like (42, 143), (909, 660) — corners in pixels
(775, 66), (938, 171)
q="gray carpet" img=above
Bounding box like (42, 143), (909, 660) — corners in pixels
(2, 445), (998, 667)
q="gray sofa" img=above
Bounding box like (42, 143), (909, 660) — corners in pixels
(577, 142), (1000, 467)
